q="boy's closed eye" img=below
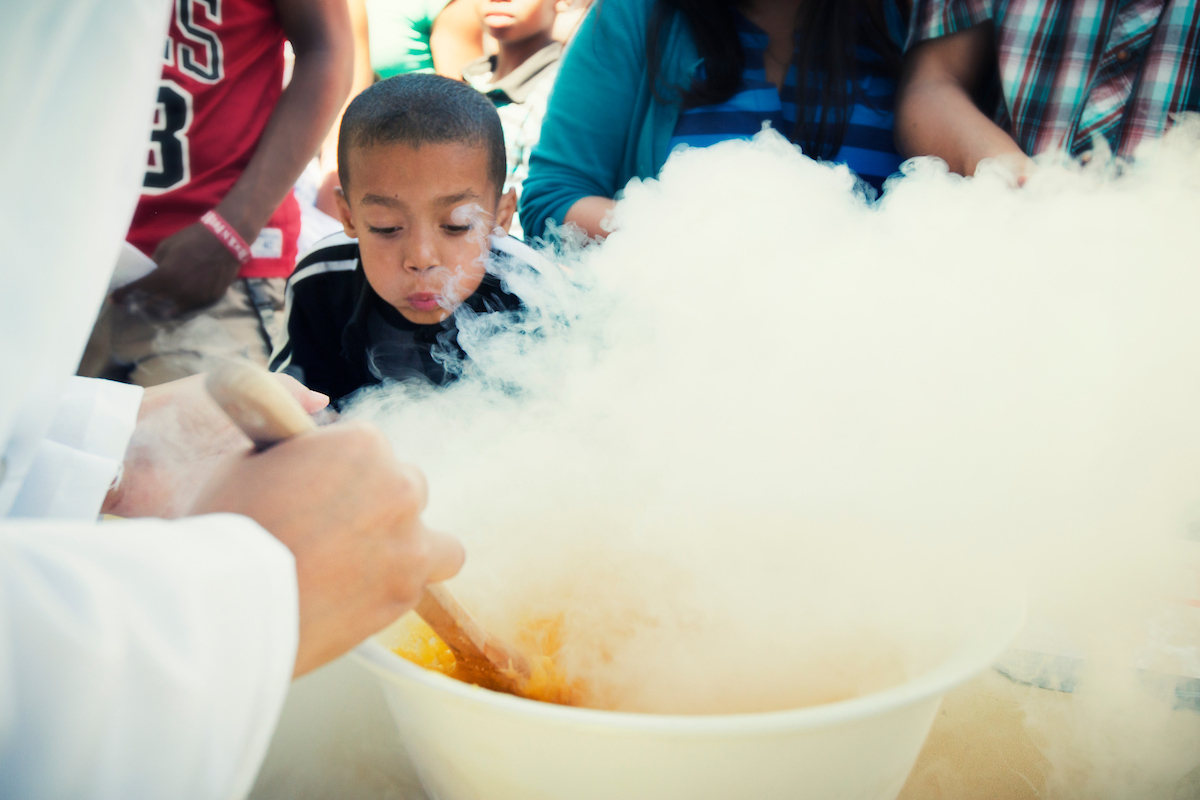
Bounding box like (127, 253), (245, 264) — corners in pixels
(368, 225), (402, 235)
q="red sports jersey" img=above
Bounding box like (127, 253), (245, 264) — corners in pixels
(127, 0), (299, 278)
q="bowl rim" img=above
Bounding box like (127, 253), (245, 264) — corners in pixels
(352, 591), (1026, 735)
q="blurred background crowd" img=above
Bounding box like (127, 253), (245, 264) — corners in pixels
(78, 0), (592, 387)
(78, 0), (1200, 389)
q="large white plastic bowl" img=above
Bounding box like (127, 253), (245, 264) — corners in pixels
(353, 595), (1025, 800)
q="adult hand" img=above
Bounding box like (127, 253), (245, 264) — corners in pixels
(187, 421), (465, 676)
(112, 222), (244, 318)
(101, 373), (330, 519)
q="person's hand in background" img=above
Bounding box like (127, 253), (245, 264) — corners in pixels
(895, 23), (1029, 178)
(112, 222), (244, 317)
(975, 151), (1037, 187)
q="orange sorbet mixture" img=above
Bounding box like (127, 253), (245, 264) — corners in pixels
(392, 615), (587, 706)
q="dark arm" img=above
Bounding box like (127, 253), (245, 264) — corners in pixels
(117, 0), (354, 315)
(222, 0), (355, 238)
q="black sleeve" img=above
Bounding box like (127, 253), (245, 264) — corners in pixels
(270, 274), (360, 403)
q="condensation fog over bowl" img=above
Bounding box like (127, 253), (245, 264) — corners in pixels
(352, 592), (1025, 800)
(343, 126), (1200, 795)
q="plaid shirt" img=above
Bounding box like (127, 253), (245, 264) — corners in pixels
(909, 0), (1200, 159)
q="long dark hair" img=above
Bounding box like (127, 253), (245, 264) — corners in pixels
(647, 0), (905, 160)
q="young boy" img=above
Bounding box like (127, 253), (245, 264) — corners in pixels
(270, 73), (542, 405)
(461, 0), (564, 238)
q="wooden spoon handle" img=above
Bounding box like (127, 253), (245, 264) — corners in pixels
(417, 584), (531, 684)
(204, 360), (530, 691)
(206, 360), (316, 447)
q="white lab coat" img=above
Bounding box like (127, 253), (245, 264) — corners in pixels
(0, 2), (300, 798)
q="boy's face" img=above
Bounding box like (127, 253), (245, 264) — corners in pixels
(336, 141), (516, 325)
(478, 0), (558, 43)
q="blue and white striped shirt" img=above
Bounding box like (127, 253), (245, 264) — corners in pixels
(669, 11), (905, 193)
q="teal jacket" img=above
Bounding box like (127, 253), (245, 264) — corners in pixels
(519, 0), (699, 238)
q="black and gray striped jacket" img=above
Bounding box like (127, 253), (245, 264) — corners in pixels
(269, 232), (534, 406)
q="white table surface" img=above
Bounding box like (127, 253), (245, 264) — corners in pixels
(249, 655), (428, 800)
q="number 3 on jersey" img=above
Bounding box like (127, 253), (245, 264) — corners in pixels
(143, 80), (193, 194)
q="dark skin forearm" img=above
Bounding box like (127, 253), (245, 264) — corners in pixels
(115, 0), (353, 317)
(218, 0), (354, 240)
(895, 23), (1030, 178)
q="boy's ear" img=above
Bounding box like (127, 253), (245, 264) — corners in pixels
(495, 188), (518, 234)
(334, 186), (358, 239)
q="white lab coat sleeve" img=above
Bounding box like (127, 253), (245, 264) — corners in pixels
(8, 378), (144, 520)
(0, 515), (300, 800)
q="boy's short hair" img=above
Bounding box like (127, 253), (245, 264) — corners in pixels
(338, 73), (507, 197)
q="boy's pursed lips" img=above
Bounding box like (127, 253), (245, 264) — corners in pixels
(407, 293), (442, 312)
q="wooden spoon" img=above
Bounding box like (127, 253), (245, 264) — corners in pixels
(206, 359), (532, 696)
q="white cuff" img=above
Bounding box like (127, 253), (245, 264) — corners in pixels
(45, 377), (144, 460)
(7, 378), (143, 520)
